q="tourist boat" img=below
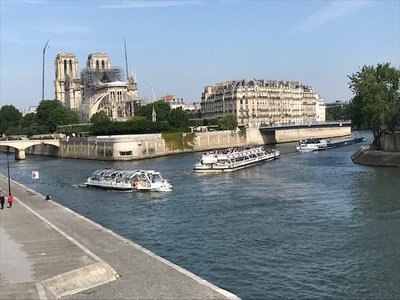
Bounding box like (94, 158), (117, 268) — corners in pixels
(296, 135), (365, 153)
(194, 145), (280, 173)
(296, 138), (330, 153)
(85, 169), (172, 191)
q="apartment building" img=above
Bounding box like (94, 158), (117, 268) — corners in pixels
(201, 79), (325, 126)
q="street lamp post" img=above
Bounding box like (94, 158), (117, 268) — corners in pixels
(42, 39), (49, 101)
(6, 147), (11, 196)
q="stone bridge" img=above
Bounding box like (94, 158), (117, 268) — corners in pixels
(0, 139), (60, 160)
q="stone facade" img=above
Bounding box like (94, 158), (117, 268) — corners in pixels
(54, 52), (142, 122)
(201, 79), (326, 126)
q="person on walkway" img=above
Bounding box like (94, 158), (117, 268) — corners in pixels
(7, 194), (13, 208)
(0, 194), (5, 209)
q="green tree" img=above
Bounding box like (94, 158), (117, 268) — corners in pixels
(36, 100), (80, 132)
(218, 114), (238, 130)
(90, 111), (109, 123)
(167, 107), (189, 129)
(136, 101), (171, 122)
(348, 63), (400, 148)
(0, 105), (22, 133)
(19, 113), (41, 136)
(127, 115), (147, 122)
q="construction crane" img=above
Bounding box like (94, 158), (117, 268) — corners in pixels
(151, 86), (157, 102)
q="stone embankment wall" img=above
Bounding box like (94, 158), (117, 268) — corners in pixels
(275, 126), (350, 143)
(352, 132), (400, 167)
(351, 146), (400, 167)
(57, 131), (248, 161)
(24, 143), (60, 157)
(383, 132), (400, 152)
(24, 126), (351, 161)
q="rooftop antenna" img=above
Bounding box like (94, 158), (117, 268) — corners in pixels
(124, 36), (129, 81)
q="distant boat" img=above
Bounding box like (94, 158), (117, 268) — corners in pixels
(296, 138), (330, 153)
(85, 169), (172, 192)
(296, 135), (365, 153)
(194, 145), (280, 173)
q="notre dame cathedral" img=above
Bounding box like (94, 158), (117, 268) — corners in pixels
(54, 52), (142, 122)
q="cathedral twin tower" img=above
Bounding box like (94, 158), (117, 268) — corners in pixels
(54, 52), (142, 122)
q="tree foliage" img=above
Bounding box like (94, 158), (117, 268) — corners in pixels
(0, 105), (22, 133)
(0, 99), (197, 137)
(325, 105), (350, 122)
(36, 100), (80, 132)
(167, 107), (189, 129)
(348, 63), (400, 147)
(136, 101), (171, 122)
(218, 114), (238, 130)
(19, 113), (42, 136)
(89, 119), (172, 135)
(90, 111), (109, 123)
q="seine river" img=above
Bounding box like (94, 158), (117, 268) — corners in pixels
(2, 131), (399, 299)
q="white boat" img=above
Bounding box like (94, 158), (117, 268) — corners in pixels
(296, 138), (329, 153)
(85, 169), (172, 192)
(194, 145), (280, 173)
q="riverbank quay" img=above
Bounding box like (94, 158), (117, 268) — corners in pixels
(351, 146), (400, 167)
(1, 122), (352, 161)
(352, 132), (400, 167)
(0, 175), (240, 300)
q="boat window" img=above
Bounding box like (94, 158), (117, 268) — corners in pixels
(119, 151), (132, 156)
(153, 174), (163, 182)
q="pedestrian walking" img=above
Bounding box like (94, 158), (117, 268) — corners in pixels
(7, 194), (13, 208)
(0, 194), (5, 209)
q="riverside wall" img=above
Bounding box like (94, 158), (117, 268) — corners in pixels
(275, 126), (350, 143)
(383, 132), (400, 152)
(351, 132), (400, 167)
(24, 126), (351, 161)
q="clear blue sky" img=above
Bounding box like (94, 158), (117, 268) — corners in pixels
(1, 0), (399, 112)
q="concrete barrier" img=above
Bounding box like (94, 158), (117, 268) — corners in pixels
(41, 262), (119, 299)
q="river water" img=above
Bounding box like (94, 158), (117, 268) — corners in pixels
(1, 131), (399, 299)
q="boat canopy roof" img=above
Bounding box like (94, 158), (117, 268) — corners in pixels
(90, 168), (159, 179)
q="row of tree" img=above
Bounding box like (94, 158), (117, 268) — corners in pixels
(1, 63), (398, 146)
(0, 100), (80, 137)
(0, 98), (239, 137)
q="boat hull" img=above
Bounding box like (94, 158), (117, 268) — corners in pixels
(194, 159), (268, 173)
(329, 137), (365, 148)
(84, 182), (134, 191)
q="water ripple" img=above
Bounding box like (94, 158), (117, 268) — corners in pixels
(2, 132), (400, 299)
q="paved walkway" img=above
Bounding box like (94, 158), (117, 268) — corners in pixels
(0, 175), (240, 299)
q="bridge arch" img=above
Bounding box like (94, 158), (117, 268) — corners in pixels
(0, 140), (60, 160)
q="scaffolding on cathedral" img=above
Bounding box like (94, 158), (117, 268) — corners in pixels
(81, 67), (124, 87)
(80, 66), (125, 102)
